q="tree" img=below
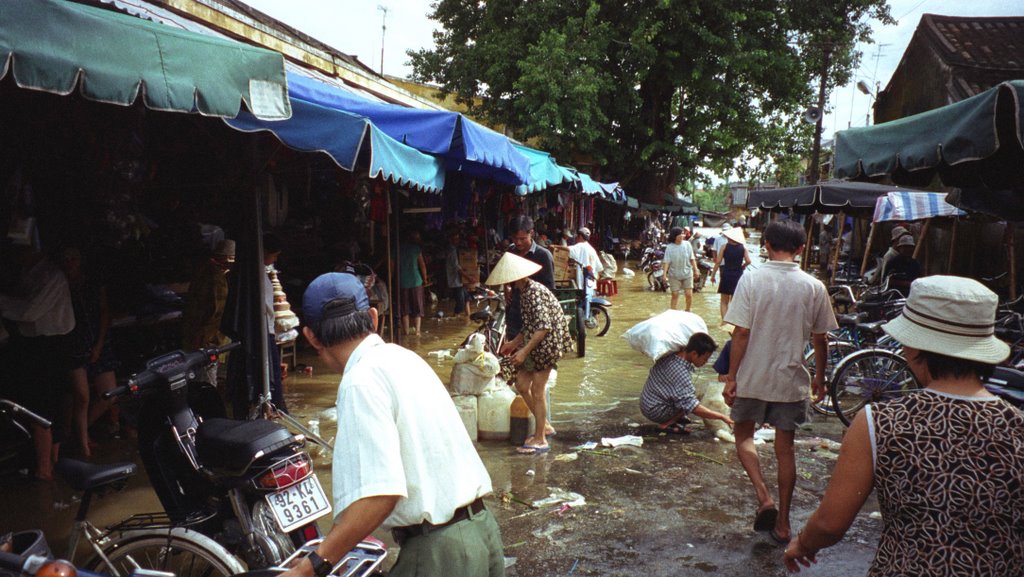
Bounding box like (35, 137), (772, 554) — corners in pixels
(410, 0), (892, 203)
(694, 184), (732, 213)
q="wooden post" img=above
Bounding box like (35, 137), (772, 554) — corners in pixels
(830, 212), (846, 285)
(913, 219), (931, 260)
(947, 219), (958, 274)
(801, 216), (814, 270)
(1008, 223), (1018, 301)
(860, 221), (877, 277)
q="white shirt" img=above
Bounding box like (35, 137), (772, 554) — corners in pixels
(332, 334), (493, 530)
(662, 242), (694, 279)
(0, 258), (75, 337)
(724, 261), (838, 402)
(568, 240), (603, 276)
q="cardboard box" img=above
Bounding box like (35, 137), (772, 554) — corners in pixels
(551, 245), (571, 282)
(459, 248), (480, 287)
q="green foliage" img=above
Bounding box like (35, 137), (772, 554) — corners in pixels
(694, 184), (731, 213)
(410, 0), (892, 202)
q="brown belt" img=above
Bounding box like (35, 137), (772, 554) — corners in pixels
(391, 498), (486, 546)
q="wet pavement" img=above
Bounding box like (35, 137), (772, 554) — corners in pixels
(2, 234), (884, 576)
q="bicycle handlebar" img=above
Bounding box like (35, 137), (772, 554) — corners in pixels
(0, 399), (51, 429)
(103, 341), (242, 400)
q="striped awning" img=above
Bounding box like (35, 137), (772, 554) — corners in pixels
(872, 191), (966, 223)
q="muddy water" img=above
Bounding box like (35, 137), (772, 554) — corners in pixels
(2, 233), (882, 576)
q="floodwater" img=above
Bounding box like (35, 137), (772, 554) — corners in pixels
(1, 230), (883, 576)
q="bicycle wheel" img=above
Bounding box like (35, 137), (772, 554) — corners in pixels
(584, 305), (611, 337)
(87, 529), (244, 577)
(830, 348), (920, 427)
(804, 340), (858, 416)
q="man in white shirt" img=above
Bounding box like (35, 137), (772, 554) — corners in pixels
(568, 227), (604, 279)
(723, 219), (838, 546)
(285, 273), (504, 577)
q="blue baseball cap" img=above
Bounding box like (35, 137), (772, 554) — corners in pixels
(302, 273), (370, 325)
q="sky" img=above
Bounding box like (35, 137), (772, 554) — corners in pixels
(242, 0), (1021, 144)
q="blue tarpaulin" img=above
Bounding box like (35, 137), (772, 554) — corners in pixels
(513, 144), (578, 195)
(226, 96), (445, 193)
(872, 191), (964, 223)
(286, 73), (531, 186)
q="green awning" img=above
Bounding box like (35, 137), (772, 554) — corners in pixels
(835, 81), (1023, 190)
(0, 0), (291, 120)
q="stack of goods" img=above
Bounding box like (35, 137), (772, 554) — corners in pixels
(269, 266), (299, 343)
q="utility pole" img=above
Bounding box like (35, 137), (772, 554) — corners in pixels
(808, 47), (830, 185)
(377, 5), (388, 76)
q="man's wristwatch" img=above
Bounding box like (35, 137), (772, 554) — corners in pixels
(306, 551), (333, 577)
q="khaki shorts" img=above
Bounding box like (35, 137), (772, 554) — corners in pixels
(668, 276), (694, 292)
(730, 398), (809, 431)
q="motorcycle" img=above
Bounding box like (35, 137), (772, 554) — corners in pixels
(108, 343), (385, 573)
(693, 255), (714, 292)
(639, 246), (668, 292)
(571, 259), (612, 337)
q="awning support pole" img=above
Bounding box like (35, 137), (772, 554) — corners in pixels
(913, 219), (931, 261)
(1008, 223), (1018, 301)
(801, 216), (814, 271)
(860, 221), (877, 277)
(830, 212), (846, 285)
(947, 219), (958, 274)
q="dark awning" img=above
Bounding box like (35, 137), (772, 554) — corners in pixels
(0, 0), (291, 119)
(834, 80), (1024, 191)
(747, 181), (927, 214)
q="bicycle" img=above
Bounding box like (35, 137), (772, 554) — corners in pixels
(828, 348), (921, 426)
(462, 287), (506, 354)
(53, 457), (244, 577)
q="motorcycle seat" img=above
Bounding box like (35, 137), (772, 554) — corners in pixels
(56, 458), (136, 492)
(197, 418), (297, 473)
(470, 310), (492, 323)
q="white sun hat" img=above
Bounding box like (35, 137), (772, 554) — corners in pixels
(882, 275), (1009, 364)
(896, 235), (915, 248)
(723, 227), (746, 244)
(485, 251), (542, 286)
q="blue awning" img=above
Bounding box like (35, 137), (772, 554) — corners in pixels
(513, 145), (579, 195)
(226, 95), (445, 193)
(626, 196), (639, 209)
(286, 74), (531, 185)
(578, 172), (602, 195)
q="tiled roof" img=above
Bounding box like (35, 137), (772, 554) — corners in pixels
(921, 14), (1024, 97)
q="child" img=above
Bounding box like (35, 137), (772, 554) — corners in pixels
(640, 332), (735, 434)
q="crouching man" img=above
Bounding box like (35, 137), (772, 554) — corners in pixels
(640, 332), (734, 434)
(285, 273), (504, 577)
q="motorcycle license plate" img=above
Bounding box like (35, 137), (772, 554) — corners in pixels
(654, 269), (664, 277)
(266, 476), (331, 532)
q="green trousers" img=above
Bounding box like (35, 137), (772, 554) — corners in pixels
(389, 508), (505, 577)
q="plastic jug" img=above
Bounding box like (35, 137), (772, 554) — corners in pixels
(451, 395), (478, 441)
(478, 384), (516, 441)
(509, 395), (531, 446)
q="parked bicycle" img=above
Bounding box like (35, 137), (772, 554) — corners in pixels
(462, 287), (506, 354)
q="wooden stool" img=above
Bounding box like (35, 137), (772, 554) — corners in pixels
(278, 338), (297, 369)
(597, 278), (618, 296)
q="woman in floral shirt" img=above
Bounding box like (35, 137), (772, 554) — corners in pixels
(487, 252), (572, 454)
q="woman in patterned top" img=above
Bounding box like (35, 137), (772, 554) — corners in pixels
(486, 251), (572, 454)
(784, 276), (1024, 576)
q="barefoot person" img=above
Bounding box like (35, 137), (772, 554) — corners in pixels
(723, 219), (838, 545)
(640, 332), (734, 434)
(489, 251), (572, 454)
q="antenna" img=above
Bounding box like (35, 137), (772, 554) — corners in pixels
(377, 4), (388, 76)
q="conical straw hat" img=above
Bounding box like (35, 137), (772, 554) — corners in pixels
(485, 251), (542, 286)
(723, 227), (745, 244)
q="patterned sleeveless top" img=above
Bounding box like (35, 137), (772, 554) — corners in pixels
(866, 389), (1024, 576)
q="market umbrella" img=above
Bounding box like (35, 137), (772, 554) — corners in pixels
(746, 181), (924, 215)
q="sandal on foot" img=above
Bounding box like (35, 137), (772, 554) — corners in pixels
(657, 424), (690, 435)
(753, 506), (778, 532)
(769, 528), (790, 545)
(516, 443), (550, 455)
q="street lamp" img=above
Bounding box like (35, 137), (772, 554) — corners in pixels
(857, 80), (878, 126)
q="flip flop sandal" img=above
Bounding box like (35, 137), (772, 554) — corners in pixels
(516, 443), (551, 455)
(753, 506), (779, 532)
(769, 528), (791, 545)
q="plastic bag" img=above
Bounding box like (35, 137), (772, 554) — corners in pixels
(622, 310), (709, 360)
(449, 363), (496, 395)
